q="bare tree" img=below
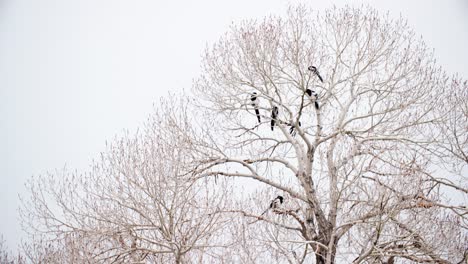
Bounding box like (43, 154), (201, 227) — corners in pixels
(21, 97), (233, 263)
(193, 5), (467, 263)
(18, 5), (467, 264)
(0, 235), (25, 264)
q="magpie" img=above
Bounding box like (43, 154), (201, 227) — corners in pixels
(270, 195), (284, 209)
(250, 92), (261, 123)
(261, 195), (284, 215)
(306, 88), (319, 110)
(271, 106), (279, 131)
(308, 66), (323, 83)
(289, 121), (302, 136)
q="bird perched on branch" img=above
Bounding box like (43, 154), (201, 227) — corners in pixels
(289, 121), (302, 136)
(271, 106), (279, 131)
(262, 195), (284, 215)
(308, 65), (323, 83)
(250, 92), (261, 123)
(306, 88), (319, 110)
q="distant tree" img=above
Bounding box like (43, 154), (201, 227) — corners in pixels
(193, 5), (467, 263)
(21, 98), (232, 263)
(0, 235), (25, 264)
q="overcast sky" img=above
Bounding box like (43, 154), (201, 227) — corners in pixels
(1, 0), (467, 251)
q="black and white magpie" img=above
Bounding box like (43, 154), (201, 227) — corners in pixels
(270, 195), (284, 209)
(306, 88), (320, 110)
(289, 121), (302, 136)
(261, 195), (284, 215)
(271, 106), (279, 131)
(250, 92), (261, 123)
(308, 65), (324, 83)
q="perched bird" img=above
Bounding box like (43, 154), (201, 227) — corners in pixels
(271, 106), (279, 131)
(250, 92), (261, 123)
(261, 195), (284, 215)
(308, 65), (324, 83)
(306, 88), (320, 110)
(270, 195), (284, 209)
(289, 121), (302, 136)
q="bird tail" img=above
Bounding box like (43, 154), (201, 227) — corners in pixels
(318, 75), (323, 83)
(271, 120), (275, 131)
(255, 109), (261, 123)
(315, 101), (319, 110)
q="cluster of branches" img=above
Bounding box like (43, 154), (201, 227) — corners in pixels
(0, 235), (26, 264)
(193, 5), (467, 263)
(19, 97), (236, 263)
(17, 5), (467, 264)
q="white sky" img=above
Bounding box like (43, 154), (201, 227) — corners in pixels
(1, 0), (467, 251)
